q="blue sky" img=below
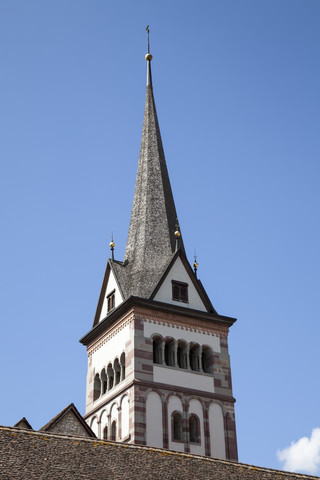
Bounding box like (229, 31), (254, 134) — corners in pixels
(1, 0), (319, 474)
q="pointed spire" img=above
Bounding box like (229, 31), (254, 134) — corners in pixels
(122, 33), (184, 298)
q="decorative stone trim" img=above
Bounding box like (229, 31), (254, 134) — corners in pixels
(136, 310), (229, 338)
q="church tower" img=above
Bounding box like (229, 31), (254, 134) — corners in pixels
(80, 33), (238, 461)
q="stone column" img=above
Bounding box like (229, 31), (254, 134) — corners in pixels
(186, 344), (190, 370)
(173, 340), (178, 367)
(100, 377), (104, 396)
(199, 345), (203, 372)
(163, 399), (169, 449)
(118, 406), (122, 441)
(107, 414), (111, 440)
(160, 342), (165, 365)
(120, 362), (125, 382)
(203, 404), (211, 456)
(183, 401), (189, 453)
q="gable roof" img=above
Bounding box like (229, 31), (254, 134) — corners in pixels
(39, 403), (95, 438)
(13, 417), (33, 430)
(1, 426), (319, 480)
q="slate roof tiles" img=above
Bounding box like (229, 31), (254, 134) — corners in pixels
(0, 426), (319, 480)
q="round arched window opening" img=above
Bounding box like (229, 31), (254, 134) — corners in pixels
(189, 415), (200, 444)
(202, 346), (213, 374)
(172, 412), (183, 441)
(111, 420), (116, 441)
(93, 374), (101, 401)
(153, 336), (162, 364)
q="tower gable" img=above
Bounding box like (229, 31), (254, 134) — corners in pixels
(152, 251), (214, 313)
(94, 261), (125, 326)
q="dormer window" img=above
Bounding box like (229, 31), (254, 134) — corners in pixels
(172, 281), (188, 303)
(107, 290), (115, 312)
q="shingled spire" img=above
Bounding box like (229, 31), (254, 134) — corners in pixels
(122, 33), (184, 298)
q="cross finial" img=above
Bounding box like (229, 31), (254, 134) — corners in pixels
(109, 232), (115, 261)
(145, 26), (152, 62)
(174, 219), (181, 251)
(193, 250), (198, 277)
(146, 25), (150, 54)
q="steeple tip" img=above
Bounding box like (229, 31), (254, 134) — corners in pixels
(145, 25), (153, 86)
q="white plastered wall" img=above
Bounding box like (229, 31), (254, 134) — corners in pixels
(154, 365), (214, 392)
(99, 269), (124, 322)
(153, 256), (207, 311)
(209, 402), (226, 459)
(146, 391), (163, 448)
(189, 399), (205, 456)
(168, 395), (184, 453)
(91, 323), (131, 375)
(121, 395), (129, 439)
(90, 417), (98, 437)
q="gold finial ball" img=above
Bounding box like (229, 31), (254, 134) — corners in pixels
(174, 230), (181, 238)
(109, 241), (115, 249)
(193, 261), (198, 270)
(145, 53), (153, 61)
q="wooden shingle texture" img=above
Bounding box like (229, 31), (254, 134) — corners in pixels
(0, 426), (319, 480)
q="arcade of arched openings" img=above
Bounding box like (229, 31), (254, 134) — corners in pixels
(152, 336), (214, 374)
(93, 352), (126, 401)
(89, 394), (130, 442)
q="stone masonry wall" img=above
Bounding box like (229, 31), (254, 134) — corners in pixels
(47, 411), (91, 437)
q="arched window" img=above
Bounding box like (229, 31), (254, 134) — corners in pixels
(189, 415), (200, 443)
(103, 425), (108, 440)
(177, 340), (187, 369)
(202, 346), (213, 374)
(114, 358), (120, 386)
(120, 352), (125, 381)
(93, 374), (101, 401)
(101, 368), (107, 394)
(153, 336), (162, 364)
(164, 339), (175, 366)
(111, 420), (116, 441)
(172, 412), (183, 441)
(107, 363), (114, 390)
(189, 344), (200, 371)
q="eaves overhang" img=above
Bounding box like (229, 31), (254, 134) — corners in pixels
(79, 296), (237, 347)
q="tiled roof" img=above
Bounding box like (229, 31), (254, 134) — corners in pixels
(0, 426), (319, 480)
